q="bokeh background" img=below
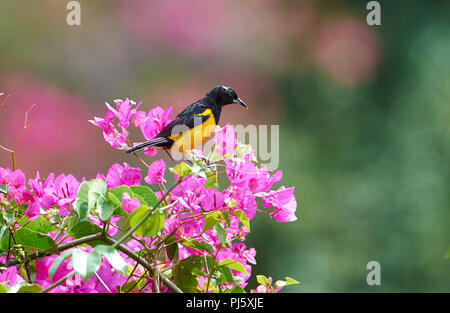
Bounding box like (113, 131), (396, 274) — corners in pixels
(1, 0), (449, 292)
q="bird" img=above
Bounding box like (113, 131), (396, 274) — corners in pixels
(126, 85), (247, 156)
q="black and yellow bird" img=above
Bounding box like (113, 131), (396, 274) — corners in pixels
(126, 85), (247, 155)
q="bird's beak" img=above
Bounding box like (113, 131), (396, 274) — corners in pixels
(233, 97), (248, 109)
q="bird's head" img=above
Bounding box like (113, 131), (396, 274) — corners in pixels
(206, 85), (247, 108)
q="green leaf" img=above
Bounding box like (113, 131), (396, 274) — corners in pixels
(164, 235), (179, 261)
(73, 181), (90, 219)
(120, 278), (146, 293)
(216, 258), (248, 275)
(74, 179), (107, 221)
(173, 255), (202, 293)
(17, 284), (42, 293)
(124, 205), (165, 237)
(12, 228), (57, 252)
(202, 211), (223, 233)
(232, 209), (250, 232)
(107, 185), (133, 206)
(94, 245), (128, 275)
(205, 255), (215, 273)
(130, 186), (158, 207)
(0, 228), (10, 252)
(204, 174), (218, 189)
(275, 277), (300, 287)
(107, 191), (121, 208)
(230, 285), (245, 293)
(77, 201), (90, 222)
(72, 248), (101, 281)
(88, 179), (107, 199)
(48, 249), (74, 281)
(208, 146), (221, 162)
(112, 206), (128, 218)
(107, 185), (136, 218)
(191, 267), (208, 277)
(2, 210), (15, 224)
(0, 283), (7, 293)
(68, 221), (102, 239)
(215, 266), (235, 284)
(222, 210), (230, 227)
(214, 223), (227, 247)
(181, 238), (214, 255)
(18, 216), (53, 234)
(0, 184), (8, 194)
(97, 195), (115, 221)
(0, 224), (8, 243)
(256, 274), (269, 286)
(172, 162), (192, 178)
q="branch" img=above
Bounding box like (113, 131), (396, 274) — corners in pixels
(102, 236), (183, 293)
(6, 233), (103, 267)
(0, 93), (11, 109)
(0, 103), (36, 170)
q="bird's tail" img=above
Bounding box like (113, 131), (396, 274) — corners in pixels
(126, 137), (169, 153)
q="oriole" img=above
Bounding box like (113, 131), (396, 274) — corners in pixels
(126, 85), (247, 155)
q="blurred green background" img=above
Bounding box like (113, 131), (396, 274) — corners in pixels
(1, 0), (449, 292)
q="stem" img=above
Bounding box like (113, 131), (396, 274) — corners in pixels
(41, 270), (76, 293)
(0, 93), (11, 108)
(102, 236), (183, 293)
(94, 272), (112, 293)
(205, 245), (221, 293)
(132, 152), (149, 168)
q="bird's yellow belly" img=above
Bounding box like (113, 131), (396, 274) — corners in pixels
(169, 109), (217, 153)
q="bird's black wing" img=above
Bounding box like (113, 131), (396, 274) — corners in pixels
(156, 99), (212, 138)
(126, 98), (212, 153)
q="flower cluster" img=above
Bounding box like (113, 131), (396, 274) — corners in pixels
(0, 98), (298, 293)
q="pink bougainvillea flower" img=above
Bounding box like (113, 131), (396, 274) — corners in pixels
(269, 193), (297, 223)
(0, 264), (25, 287)
(90, 99), (141, 149)
(52, 174), (81, 216)
(7, 169), (26, 188)
(171, 175), (205, 198)
(28, 172), (56, 210)
(258, 186), (298, 222)
(122, 192), (141, 213)
(214, 123), (237, 156)
(136, 106), (172, 156)
(104, 163), (142, 188)
(248, 166), (283, 193)
(132, 110), (147, 127)
(23, 200), (41, 221)
(144, 159), (166, 185)
(229, 188), (257, 220)
(260, 186), (295, 209)
(89, 110), (128, 149)
(251, 284), (269, 293)
(0, 167), (9, 185)
(224, 159), (257, 188)
(90, 260), (127, 293)
(105, 98), (142, 129)
(224, 158), (282, 193)
(200, 188), (225, 211)
(89, 110), (114, 137)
